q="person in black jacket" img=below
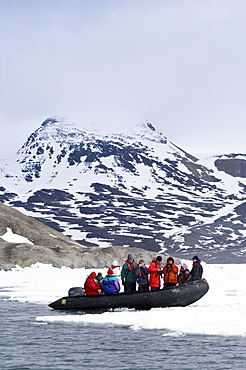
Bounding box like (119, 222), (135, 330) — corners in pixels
(135, 259), (149, 292)
(190, 255), (203, 281)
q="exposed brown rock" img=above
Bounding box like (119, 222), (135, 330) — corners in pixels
(0, 203), (81, 248)
(0, 203), (180, 269)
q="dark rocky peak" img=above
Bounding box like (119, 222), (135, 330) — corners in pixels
(18, 116), (85, 154)
(41, 117), (60, 127)
(1, 117), (219, 188)
(11, 117), (175, 183)
(18, 118), (166, 156)
(214, 154), (246, 178)
(135, 120), (168, 144)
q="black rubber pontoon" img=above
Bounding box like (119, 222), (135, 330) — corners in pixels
(48, 279), (209, 310)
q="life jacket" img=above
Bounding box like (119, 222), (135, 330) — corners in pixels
(179, 269), (190, 283)
(125, 260), (137, 271)
(137, 266), (145, 276)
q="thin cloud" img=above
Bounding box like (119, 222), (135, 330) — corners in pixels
(1, 0), (246, 157)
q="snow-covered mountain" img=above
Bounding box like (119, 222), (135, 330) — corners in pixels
(1, 117), (246, 262)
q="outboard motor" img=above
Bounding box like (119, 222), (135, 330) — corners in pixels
(68, 287), (85, 297)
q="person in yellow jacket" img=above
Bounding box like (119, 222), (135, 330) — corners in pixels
(163, 257), (178, 288)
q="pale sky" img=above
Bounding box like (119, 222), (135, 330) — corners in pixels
(1, 0), (246, 158)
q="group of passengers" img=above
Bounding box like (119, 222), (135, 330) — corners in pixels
(84, 254), (203, 296)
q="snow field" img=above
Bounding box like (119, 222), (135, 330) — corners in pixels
(0, 262), (245, 337)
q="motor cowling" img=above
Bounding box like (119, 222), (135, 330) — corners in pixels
(68, 287), (85, 297)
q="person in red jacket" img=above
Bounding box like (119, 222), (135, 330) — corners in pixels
(84, 272), (102, 295)
(163, 257), (178, 288)
(148, 256), (163, 291)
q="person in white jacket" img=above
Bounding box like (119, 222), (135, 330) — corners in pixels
(111, 260), (121, 279)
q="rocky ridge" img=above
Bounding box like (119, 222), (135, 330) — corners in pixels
(0, 203), (172, 269)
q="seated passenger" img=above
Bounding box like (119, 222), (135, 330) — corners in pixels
(84, 272), (102, 295)
(101, 269), (120, 294)
(178, 264), (190, 284)
(95, 272), (103, 284)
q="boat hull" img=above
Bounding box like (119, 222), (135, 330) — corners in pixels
(48, 279), (209, 311)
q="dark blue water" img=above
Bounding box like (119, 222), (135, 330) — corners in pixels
(1, 299), (246, 369)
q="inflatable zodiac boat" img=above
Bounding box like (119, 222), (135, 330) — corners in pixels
(48, 279), (209, 311)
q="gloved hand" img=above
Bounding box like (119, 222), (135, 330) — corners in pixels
(122, 280), (125, 286)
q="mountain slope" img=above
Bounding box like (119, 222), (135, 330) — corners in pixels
(0, 117), (246, 262)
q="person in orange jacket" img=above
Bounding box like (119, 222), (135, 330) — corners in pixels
(148, 256), (163, 291)
(163, 257), (178, 288)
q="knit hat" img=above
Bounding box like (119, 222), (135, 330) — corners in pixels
(167, 257), (174, 263)
(107, 268), (114, 275)
(181, 264), (188, 270)
(112, 260), (118, 267)
(127, 254), (133, 260)
(156, 256), (162, 261)
(97, 272), (102, 276)
(192, 255), (199, 261)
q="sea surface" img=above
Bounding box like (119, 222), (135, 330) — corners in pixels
(1, 298), (246, 370)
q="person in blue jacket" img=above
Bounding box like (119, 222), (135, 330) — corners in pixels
(135, 259), (149, 292)
(101, 269), (121, 294)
